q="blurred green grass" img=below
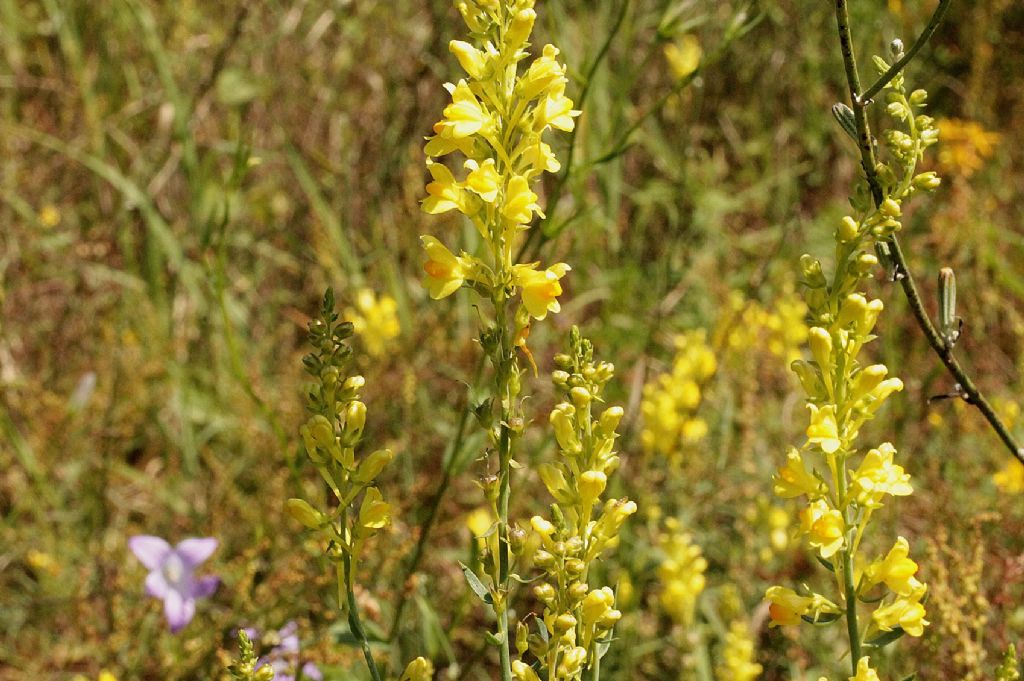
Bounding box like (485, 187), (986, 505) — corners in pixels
(1, 0), (1023, 679)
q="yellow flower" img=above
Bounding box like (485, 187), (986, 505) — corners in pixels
(449, 39), (488, 79)
(438, 80), (492, 138)
(657, 524), (706, 627)
(420, 236), (470, 299)
(464, 158), (502, 203)
(513, 263), (570, 320)
(346, 289), (400, 358)
(799, 499), (845, 558)
(400, 657), (435, 681)
(502, 174), (542, 224)
(773, 448), (824, 499)
(764, 586), (814, 626)
(39, 204), (61, 228)
(851, 443), (912, 508)
(422, 160), (468, 215)
(864, 536), (921, 595)
(537, 82), (578, 132)
(872, 584), (929, 637)
(519, 44), (567, 101)
(356, 487), (391, 536)
(993, 459), (1024, 494)
(717, 621), (763, 681)
(849, 657), (880, 681)
(664, 35), (702, 80)
(806, 404), (841, 454)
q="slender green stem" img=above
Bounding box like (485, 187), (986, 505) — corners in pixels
(493, 295), (515, 681)
(339, 521), (383, 681)
(835, 464), (862, 673)
(832, 0), (1023, 465)
(858, 0), (952, 103)
(886, 236), (1024, 465)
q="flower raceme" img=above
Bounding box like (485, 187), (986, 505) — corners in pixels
(419, 0), (578, 328)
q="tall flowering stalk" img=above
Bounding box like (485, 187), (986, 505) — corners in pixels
(764, 43), (941, 679)
(286, 290), (396, 681)
(515, 328), (636, 681)
(419, 1), (577, 678)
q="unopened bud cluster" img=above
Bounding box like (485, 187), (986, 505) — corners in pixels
(515, 327), (635, 680)
(288, 289), (395, 564)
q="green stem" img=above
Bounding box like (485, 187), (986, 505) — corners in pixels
(858, 0), (953, 103)
(833, 0), (1023, 465)
(339, 531), (384, 681)
(494, 299), (515, 681)
(836, 464), (862, 673)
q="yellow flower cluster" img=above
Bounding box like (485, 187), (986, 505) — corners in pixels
(717, 288), (808, 365)
(517, 328), (635, 681)
(766, 55), (940, 669)
(345, 288), (400, 358)
(716, 621), (763, 681)
(936, 117), (1001, 178)
(656, 519), (706, 628)
(419, 0), (577, 328)
(640, 330), (716, 462)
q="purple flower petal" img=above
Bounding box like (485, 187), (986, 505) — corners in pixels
(175, 537), (218, 568)
(301, 662), (323, 681)
(129, 535), (171, 571)
(164, 589), (196, 633)
(190, 575), (220, 599)
(145, 570), (170, 598)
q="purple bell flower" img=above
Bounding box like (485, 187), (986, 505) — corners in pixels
(128, 535), (220, 633)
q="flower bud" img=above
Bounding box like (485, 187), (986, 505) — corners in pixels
(344, 375), (365, 392)
(550, 407), (581, 454)
(308, 415), (335, 448)
(564, 558), (586, 576)
(909, 89), (928, 106)
(344, 400), (366, 436)
(881, 198), (902, 218)
(551, 369), (570, 386)
(512, 660), (542, 681)
(509, 525), (528, 554)
(507, 9), (536, 48)
(569, 582), (589, 601)
(579, 470), (607, 506)
(449, 40), (486, 79)
(553, 613), (577, 634)
(854, 252), (879, 275)
(516, 621), (529, 657)
(531, 516), (556, 536)
(836, 293), (868, 328)
(598, 609), (622, 629)
(534, 582), (556, 602)
(354, 448), (394, 484)
(808, 327), (832, 370)
(570, 386), (591, 407)
(286, 498), (324, 529)
(582, 587), (614, 624)
(838, 216), (859, 242)
(853, 364), (888, 400)
(254, 666), (276, 681)
(533, 549), (555, 568)
(479, 474), (501, 502)
(913, 171), (941, 190)
(800, 254), (827, 288)
(597, 406), (624, 436)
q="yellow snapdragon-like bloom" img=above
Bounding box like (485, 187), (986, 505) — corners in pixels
(851, 443), (913, 508)
(421, 236), (472, 299)
(773, 448), (825, 499)
(346, 289), (400, 358)
(765, 586), (839, 627)
(799, 499), (845, 558)
(400, 657), (435, 681)
(806, 404), (841, 454)
(849, 657), (881, 681)
(717, 621), (763, 681)
(422, 160), (470, 215)
(871, 584), (929, 637)
(513, 262), (570, 320)
(438, 80), (492, 139)
(657, 522), (707, 627)
(864, 536), (921, 596)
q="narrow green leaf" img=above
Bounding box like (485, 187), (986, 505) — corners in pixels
(459, 561), (493, 605)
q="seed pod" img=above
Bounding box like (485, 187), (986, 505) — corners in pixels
(938, 267), (961, 346)
(831, 103), (859, 143)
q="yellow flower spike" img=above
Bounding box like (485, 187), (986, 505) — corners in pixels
(513, 262), (570, 320)
(717, 621), (764, 681)
(851, 443), (913, 508)
(774, 448), (825, 499)
(449, 39), (488, 79)
(849, 657), (881, 681)
(871, 584), (929, 637)
(799, 499), (845, 558)
(764, 586), (815, 626)
(346, 289), (400, 358)
(502, 175), (543, 225)
(438, 80), (492, 139)
(806, 404), (841, 454)
(420, 236), (471, 299)
(400, 657), (435, 681)
(865, 536), (921, 595)
(464, 158), (502, 203)
(422, 160), (468, 215)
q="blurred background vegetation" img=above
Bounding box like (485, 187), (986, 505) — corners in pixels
(1, 0), (1022, 679)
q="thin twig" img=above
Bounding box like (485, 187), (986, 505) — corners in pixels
(858, 0), (952, 104)
(834, 0), (1024, 465)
